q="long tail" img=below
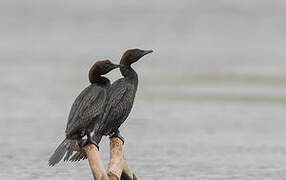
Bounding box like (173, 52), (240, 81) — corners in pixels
(69, 151), (88, 162)
(48, 138), (76, 166)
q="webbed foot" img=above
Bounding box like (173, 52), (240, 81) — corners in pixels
(109, 130), (125, 144)
(87, 131), (100, 150)
(78, 138), (88, 148)
(77, 137), (99, 150)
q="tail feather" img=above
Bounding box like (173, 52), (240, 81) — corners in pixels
(82, 153), (88, 160)
(48, 138), (71, 166)
(69, 151), (87, 162)
(64, 140), (76, 161)
(69, 152), (80, 162)
(79, 152), (88, 160)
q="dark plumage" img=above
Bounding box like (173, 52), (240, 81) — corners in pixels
(100, 49), (153, 139)
(69, 49), (153, 162)
(48, 60), (119, 166)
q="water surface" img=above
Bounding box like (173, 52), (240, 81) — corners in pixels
(1, 1), (286, 179)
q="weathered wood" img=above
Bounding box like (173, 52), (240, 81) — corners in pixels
(75, 138), (137, 180)
(108, 137), (137, 180)
(75, 143), (109, 180)
(84, 144), (109, 180)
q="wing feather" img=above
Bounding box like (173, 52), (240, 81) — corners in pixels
(65, 84), (107, 136)
(101, 79), (135, 134)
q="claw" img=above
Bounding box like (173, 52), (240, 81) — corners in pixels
(76, 137), (99, 150)
(109, 130), (125, 144)
(88, 138), (99, 150)
(78, 138), (88, 147)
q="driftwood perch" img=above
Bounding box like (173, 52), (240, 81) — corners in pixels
(107, 137), (136, 180)
(75, 137), (137, 180)
(82, 144), (109, 180)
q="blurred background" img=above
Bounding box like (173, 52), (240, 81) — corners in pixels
(1, 0), (286, 179)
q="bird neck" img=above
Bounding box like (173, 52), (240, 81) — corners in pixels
(89, 75), (110, 86)
(120, 64), (138, 80)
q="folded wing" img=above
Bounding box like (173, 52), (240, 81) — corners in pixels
(65, 84), (107, 137)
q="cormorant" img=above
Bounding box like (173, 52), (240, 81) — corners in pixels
(69, 49), (153, 162)
(48, 60), (119, 166)
(100, 49), (153, 142)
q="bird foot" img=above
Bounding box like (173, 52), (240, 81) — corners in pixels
(78, 138), (99, 150)
(109, 131), (125, 144)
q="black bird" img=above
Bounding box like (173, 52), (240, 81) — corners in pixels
(48, 60), (119, 166)
(69, 49), (153, 162)
(100, 49), (153, 141)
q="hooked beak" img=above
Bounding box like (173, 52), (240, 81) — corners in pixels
(141, 50), (153, 56)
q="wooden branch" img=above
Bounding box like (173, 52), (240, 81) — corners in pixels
(107, 137), (137, 180)
(75, 143), (109, 180)
(75, 138), (137, 180)
(84, 144), (109, 180)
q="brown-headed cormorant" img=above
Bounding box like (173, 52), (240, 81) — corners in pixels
(48, 60), (119, 166)
(68, 49), (153, 162)
(100, 49), (153, 141)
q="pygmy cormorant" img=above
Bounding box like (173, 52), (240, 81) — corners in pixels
(69, 49), (153, 162)
(100, 49), (153, 142)
(48, 60), (119, 166)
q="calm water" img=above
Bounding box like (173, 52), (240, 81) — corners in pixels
(1, 1), (286, 179)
